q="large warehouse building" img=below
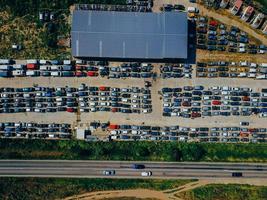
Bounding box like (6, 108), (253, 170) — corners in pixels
(71, 10), (188, 61)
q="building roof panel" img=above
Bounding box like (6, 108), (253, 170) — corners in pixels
(72, 10), (188, 59)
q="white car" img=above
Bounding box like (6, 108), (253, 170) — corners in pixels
(141, 171), (152, 177)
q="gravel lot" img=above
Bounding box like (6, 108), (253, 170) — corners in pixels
(0, 73), (266, 131)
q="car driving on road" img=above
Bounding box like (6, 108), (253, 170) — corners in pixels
(141, 171), (152, 177)
(103, 170), (116, 175)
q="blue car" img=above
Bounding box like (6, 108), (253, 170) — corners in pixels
(260, 103), (267, 107)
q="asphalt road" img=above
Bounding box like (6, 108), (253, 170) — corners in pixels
(0, 160), (267, 179)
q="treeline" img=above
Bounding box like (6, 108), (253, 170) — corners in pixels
(0, 0), (126, 17)
(1, 139), (267, 162)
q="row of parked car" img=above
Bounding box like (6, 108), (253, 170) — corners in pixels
(196, 16), (266, 54)
(160, 64), (192, 79)
(196, 61), (267, 79)
(161, 86), (267, 118)
(0, 59), (157, 79)
(0, 122), (72, 139)
(0, 84), (152, 114)
(107, 123), (267, 143)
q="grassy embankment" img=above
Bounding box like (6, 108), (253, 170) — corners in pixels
(0, 177), (194, 200)
(1, 139), (267, 162)
(180, 184), (267, 200)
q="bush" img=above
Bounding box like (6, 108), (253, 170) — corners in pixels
(1, 139), (267, 162)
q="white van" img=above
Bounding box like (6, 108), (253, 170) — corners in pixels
(248, 73), (256, 78)
(51, 71), (61, 77)
(249, 68), (257, 73)
(187, 7), (199, 13)
(260, 63), (267, 68)
(40, 65), (51, 71)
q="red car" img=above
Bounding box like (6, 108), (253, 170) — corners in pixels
(99, 86), (110, 91)
(87, 71), (98, 77)
(109, 124), (119, 129)
(182, 101), (191, 107)
(26, 63), (38, 70)
(212, 100), (221, 105)
(191, 112), (201, 118)
(242, 96), (250, 101)
(209, 20), (218, 27)
(111, 108), (118, 112)
(66, 107), (75, 113)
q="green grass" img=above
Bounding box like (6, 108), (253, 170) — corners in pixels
(0, 177), (194, 200)
(253, 0), (267, 14)
(1, 139), (267, 162)
(179, 184), (267, 200)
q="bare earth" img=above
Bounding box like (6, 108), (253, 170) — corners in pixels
(62, 178), (267, 200)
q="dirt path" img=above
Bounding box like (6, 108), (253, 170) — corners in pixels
(63, 189), (168, 200)
(62, 178), (267, 200)
(198, 4), (267, 46)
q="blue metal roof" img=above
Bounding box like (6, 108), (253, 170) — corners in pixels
(71, 10), (188, 59)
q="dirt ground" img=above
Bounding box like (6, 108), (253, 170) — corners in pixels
(62, 178), (267, 200)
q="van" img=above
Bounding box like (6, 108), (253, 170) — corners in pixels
(51, 65), (61, 71)
(256, 75), (267, 79)
(260, 63), (267, 68)
(51, 71), (61, 77)
(248, 73), (256, 78)
(239, 61), (249, 67)
(187, 7), (199, 13)
(249, 68), (257, 73)
(238, 73), (247, 77)
(40, 65), (51, 71)
(26, 59), (38, 64)
(26, 71), (39, 76)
